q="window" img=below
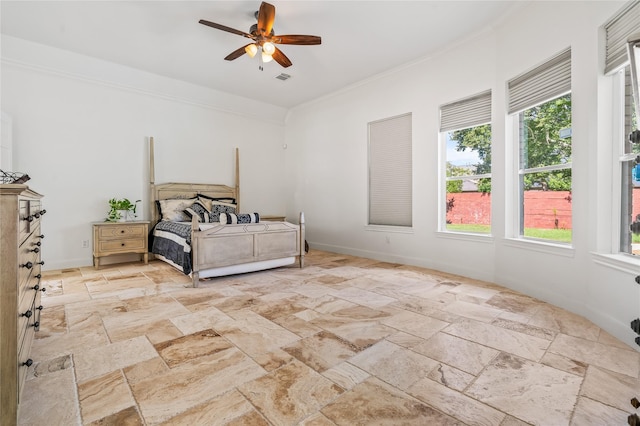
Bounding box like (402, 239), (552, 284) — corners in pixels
(508, 49), (572, 243)
(368, 113), (412, 227)
(605, 1), (640, 256)
(440, 91), (492, 234)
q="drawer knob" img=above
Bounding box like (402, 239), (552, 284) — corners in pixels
(34, 212), (40, 218)
(21, 262), (33, 269)
(40, 209), (46, 215)
(21, 310), (32, 318)
(36, 261), (45, 266)
(32, 284), (40, 291)
(30, 247), (40, 253)
(27, 215), (34, 222)
(35, 274), (42, 280)
(37, 234), (44, 239)
(35, 241), (41, 246)
(40, 287), (46, 293)
(22, 359), (33, 367)
(36, 305), (43, 311)
(31, 321), (39, 328)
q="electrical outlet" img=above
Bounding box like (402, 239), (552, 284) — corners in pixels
(82, 240), (89, 248)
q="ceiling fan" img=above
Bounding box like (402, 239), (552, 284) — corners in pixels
(199, 1), (321, 69)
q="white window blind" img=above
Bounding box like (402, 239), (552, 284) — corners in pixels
(368, 113), (412, 227)
(508, 48), (571, 114)
(440, 90), (492, 132)
(604, 0), (640, 75)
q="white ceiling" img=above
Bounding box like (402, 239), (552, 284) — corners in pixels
(1, 1), (523, 109)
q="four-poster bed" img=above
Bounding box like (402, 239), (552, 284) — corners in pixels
(148, 137), (305, 287)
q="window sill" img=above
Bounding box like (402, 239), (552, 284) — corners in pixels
(591, 252), (640, 274)
(364, 225), (414, 234)
(436, 231), (494, 244)
(503, 237), (575, 257)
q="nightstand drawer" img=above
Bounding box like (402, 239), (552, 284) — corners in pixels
(98, 237), (146, 252)
(98, 224), (146, 239)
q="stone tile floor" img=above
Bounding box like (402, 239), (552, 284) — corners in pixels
(18, 250), (640, 425)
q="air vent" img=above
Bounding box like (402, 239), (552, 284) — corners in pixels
(276, 73), (291, 81)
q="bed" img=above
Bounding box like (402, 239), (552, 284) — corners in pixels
(148, 137), (305, 287)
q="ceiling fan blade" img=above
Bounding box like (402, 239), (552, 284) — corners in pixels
(257, 2), (276, 36)
(199, 19), (254, 40)
(224, 44), (252, 61)
(272, 47), (292, 68)
(273, 35), (322, 45)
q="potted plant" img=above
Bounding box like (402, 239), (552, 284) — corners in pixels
(106, 198), (140, 222)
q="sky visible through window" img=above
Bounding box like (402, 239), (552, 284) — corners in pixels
(446, 133), (480, 167)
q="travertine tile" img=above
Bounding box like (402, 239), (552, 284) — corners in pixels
(238, 359), (343, 425)
(19, 252), (638, 426)
(321, 377), (461, 425)
(74, 335), (158, 382)
(444, 319), (550, 361)
(580, 365), (640, 412)
(349, 340), (439, 391)
(284, 331), (359, 373)
(548, 334), (640, 377)
(413, 332), (499, 375)
(570, 396), (629, 425)
(408, 376), (506, 425)
(18, 366), (80, 426)
(78, 370), (135, 424)
(466, 353), (582, 425)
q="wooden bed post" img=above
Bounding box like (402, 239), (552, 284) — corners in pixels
(299, 212), (305, 268)
(235, 147), (240, 212)
(149, 137), (155, 224)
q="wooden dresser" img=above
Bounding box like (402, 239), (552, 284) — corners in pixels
(93, 221), (149, 268)
(0, 184), (45, 425)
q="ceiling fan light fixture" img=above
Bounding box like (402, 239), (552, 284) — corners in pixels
(262, 51), (274, 63)
(245, 43), (258, 58)
(262, 41), (276, 56)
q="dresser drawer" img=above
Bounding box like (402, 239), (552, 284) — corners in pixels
(17, 294), (36, 354)
(98, 224), (146, 240)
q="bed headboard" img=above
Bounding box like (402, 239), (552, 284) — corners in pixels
(149, 137), (239, 227)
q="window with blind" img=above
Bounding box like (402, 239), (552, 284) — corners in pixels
(605, 1), (640, 256)
(508, 48), (572, 244)
(368, 113), (412, 227)
(440, 90), (492, 234)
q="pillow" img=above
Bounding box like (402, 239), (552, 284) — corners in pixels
(220, 212), (260, 224)
(209, 201), (236, 222)
(157, 198), (197, 222)
(183, 200), (211, 223)
(197, 194), (237, 211)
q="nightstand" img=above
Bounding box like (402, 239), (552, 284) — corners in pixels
(92, 221), (149, 268)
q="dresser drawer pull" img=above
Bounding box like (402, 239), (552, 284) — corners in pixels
(30, 247), (40, 253)
(32, 284), (40, 291)
(37, 234), (44, 239)
(21, 262), (33, 269)
(36, 261), (45, 266)
(34, 241), (41, 246)
(31, 321), (39, 328)
(22, 359), (33, 367)
(21, 310), (32, 318)
(40, 209), (47, 215)
(35, 274), (41, 280)
(36, 305), (43, 311)
(27, 215), (34, 222)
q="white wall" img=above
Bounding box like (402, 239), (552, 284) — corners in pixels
(1, 36), (289, 269)
(285, 1), (640, 349)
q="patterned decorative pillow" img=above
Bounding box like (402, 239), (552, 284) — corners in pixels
(220, 212), (260, 224)
(197, 194), (237, 211)
(158, 198), (197, 222)
(183, 200), (210, 223)
(209, 202), (237, 222)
